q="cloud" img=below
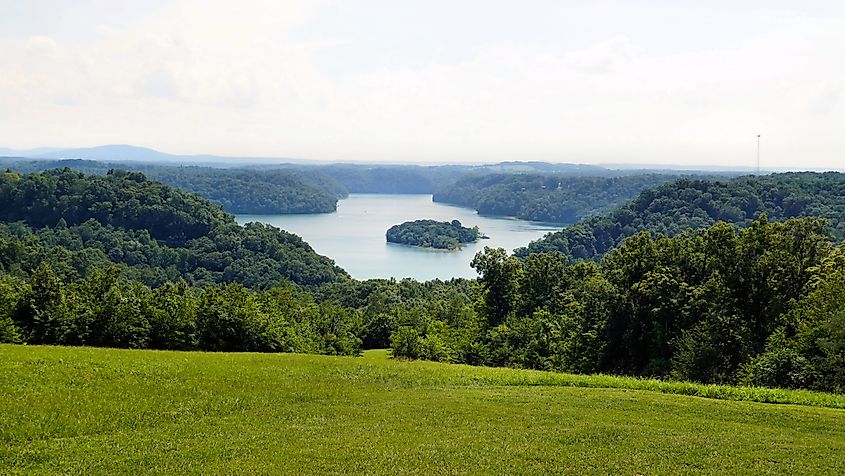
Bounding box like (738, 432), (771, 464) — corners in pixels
(0, 2), (844, 168)
(25, 35), (60, 55)
(563, 36), (635, 74)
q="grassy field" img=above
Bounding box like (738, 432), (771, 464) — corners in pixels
(2, 345), (845, 475)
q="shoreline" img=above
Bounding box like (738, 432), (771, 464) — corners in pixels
(386, 238), (483, 252)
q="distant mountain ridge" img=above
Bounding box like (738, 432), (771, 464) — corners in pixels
(0, 147), (64, 157)
(17, 144), (313, 166)
(2, 143), (764, 175)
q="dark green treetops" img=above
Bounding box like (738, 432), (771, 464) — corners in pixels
(386, 219), (485, 250)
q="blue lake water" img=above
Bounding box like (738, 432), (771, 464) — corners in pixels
(236, 194), (563, 281)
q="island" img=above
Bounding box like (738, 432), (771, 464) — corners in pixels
(386, 219), (486, 250)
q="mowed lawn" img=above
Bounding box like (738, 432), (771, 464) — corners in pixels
(2, 345), (844, 475)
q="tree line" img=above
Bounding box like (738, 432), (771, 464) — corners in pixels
(433, 173), (684, 223)
(391, 216), (845, 393)
(0, 262), (479, 359)
(0, 168), (346, 287)
(522, 172), (845, 261)
(0, 266), (361, 355)
(0, 160), (348, 215)
(145, 167), (347, 214)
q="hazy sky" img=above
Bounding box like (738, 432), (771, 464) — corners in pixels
(2, 1), (844, 167)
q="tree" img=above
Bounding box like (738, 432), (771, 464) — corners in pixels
(470, 247), (521, 327)
(15, 262), (70, 344)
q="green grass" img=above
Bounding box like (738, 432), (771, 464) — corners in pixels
(2, 345), (845, 475)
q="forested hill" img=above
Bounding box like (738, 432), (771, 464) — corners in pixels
(0, 159), (347, 215)
(0, 157), (742, 215)
(433, 173), (682, 223)
(520, 172), (845, 261)
(0, 168), (347, 287)
(312, 163), (697, 196)
(315, 165), (462, 194)
(145, 167), (347, 214)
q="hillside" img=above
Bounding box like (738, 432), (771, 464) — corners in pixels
(0, 168), (346, 287)
(521, 172), (845, 260)
(314, 164), (463, 194)
(0, 159), (347, 215)
(2, 346), (844, 475)
(433, 173), (683, 223)
(1, 156), (744, 217)
(144, 167), (347, 214)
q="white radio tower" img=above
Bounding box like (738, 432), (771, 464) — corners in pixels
(756, 134), (761, 174)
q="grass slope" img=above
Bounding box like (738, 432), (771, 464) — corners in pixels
(2, 345), (845, 475)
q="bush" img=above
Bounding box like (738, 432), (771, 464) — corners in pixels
(390, 327), (422, 359)
(419, 334), (451, 362)
(0, 317), (22, 343)
(741, 347), (817, 390)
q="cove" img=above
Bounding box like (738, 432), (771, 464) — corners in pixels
(236, 194), (563, 281)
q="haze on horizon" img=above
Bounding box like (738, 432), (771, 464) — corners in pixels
(1, 0), (844, 169)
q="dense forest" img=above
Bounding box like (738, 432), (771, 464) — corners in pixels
(0, 263), (477, 358)
(386, 219), (484, 250)
(1, 167), (844, 394)
(0, 159), (347, 215)
(0, 168), (478, 356)
(146, 167), (347, 214)
(522, 172), (845, 261)
(0, 168), (346, 287)
(0, 271), (362, 355)
(392, 217), (845, 393)
(310, 164), (464, 194)
(306, 163), (614, 195)
(0, 157), (734, 217)
(433, 173), (684, 223)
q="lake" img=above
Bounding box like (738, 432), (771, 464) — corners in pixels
(236, 194), (563, 281)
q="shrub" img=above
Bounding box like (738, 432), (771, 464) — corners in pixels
(741, 347), (818, 390)
(390, 327), (422, 359)
(0, 317), (22, 343)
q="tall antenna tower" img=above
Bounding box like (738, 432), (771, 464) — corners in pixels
(756, 134), (761, 174)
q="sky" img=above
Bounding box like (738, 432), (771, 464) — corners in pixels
(1, 0), (844, 168)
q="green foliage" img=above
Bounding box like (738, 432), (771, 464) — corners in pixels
(0, 275), (23, 343)
(2, 165), (844, 398)
(14, 262), (72, 345)
(471, 247), (521, 327)
(741, 344), (817, 390)
(434, 173), (681, 222)
(390, 326), (423, 359)
(0, 317), (21, 344)
(0, 159), (348, 215)
(386, 219), (483, 250)
(761, 250), (845, 392)
(1, 265), (364, 355)
(395, 217), (844, 393)
(145, 167), (347, 214)
(0, 169), (347, 287)
(523, 172), (845, 261)
(0, 168), (224, 243)
(317, 164), (454, 194)
(196, 284), (268, 352)
(146, 280), (198, 350)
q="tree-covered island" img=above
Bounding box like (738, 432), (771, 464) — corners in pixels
(386, 219), (485, 250)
